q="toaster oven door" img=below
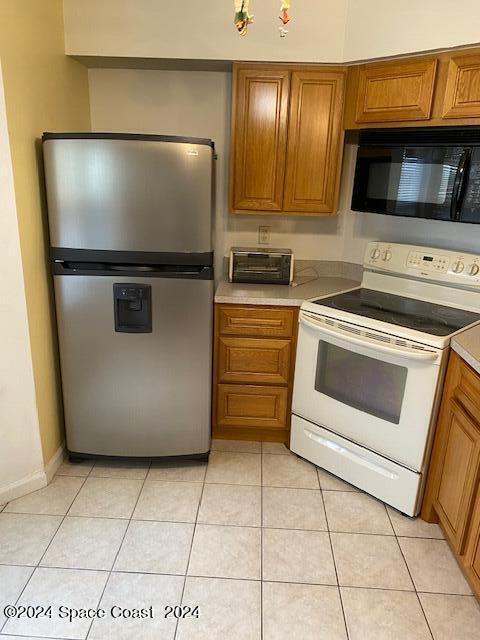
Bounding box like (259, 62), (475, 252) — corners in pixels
(231, 253), (291, 284)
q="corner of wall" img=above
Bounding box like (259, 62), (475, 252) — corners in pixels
(0, 0), (91, 467)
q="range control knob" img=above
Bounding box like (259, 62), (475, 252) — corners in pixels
(370, 248), (380, 260)
(468, 264), (480, 276)
(452, 261), (465, 274)
(382, 249), (392, 262)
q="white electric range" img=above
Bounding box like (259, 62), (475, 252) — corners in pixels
(291, 242), (480, 516)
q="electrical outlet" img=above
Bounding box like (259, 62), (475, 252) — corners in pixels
(258, 225), (270, 245)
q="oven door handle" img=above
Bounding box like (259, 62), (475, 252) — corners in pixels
(300, 314), (439, 362)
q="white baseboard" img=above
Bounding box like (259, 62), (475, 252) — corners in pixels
(44, 442), (66, 483)
(0, 469), (47, 504)
(0, 443), (65, 506)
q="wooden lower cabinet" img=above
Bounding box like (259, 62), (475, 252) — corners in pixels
(213, 303), (298, 443)
(216, 384), (288, 430)
(434, 399), (480, 554)
(218, 337), (291, 385)
(422, 351), (480, 598)
(465, 491), (480, 594)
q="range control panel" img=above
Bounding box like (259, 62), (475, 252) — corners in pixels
(364, 242), (480, 286)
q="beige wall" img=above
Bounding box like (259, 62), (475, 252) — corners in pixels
(65, 0), (347, 63)
(0, 0), (91, 463)
(0, 60), (45, 502)
(88, 67), (348, 264)
(88, 68), (230, 276)
(65, 0), (480, 63)
(344, 0), (480, 61)
(89, 67), (480, 267)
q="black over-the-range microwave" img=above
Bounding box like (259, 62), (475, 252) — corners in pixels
(351, 127), (480, 224)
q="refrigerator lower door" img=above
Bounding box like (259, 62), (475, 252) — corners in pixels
(54, 274), (213, 457)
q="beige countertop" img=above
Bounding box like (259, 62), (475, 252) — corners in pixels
(451, 325), (480, 376)
(215, 260), (362, 307)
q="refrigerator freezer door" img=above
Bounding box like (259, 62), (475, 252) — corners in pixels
(54, 274), (213, 457)
(43, 136), (213, 254)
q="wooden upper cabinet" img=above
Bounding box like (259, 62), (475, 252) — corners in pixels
(230, 64), (345, 216)
(231, 67), (290, 211)
(355, 58), (438, 123)
(443, 53), (480, 119)
(283, 70), (345, 214)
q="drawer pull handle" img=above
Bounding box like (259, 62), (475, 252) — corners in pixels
(230, 318), (284, 328)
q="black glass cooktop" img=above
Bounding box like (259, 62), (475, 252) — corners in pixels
(313, 288), (480, 336)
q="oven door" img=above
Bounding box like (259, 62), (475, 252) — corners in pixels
(292, 312), (445, 472)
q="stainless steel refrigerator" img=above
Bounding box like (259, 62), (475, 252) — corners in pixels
(43, 133), (215, 459)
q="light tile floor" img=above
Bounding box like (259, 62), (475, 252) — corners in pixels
(0, 440), (479, 639)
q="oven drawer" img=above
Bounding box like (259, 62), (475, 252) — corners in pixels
(291, 414), (422, 516)
(218, 337), (291, 385)
(216, 384), (288, 430)
(218, 305), (295, 338)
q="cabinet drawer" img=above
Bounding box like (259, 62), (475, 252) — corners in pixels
(218, 337), (291, 385)
(216, 384), (288, 430)
(218, 306), (295, 338)
(434, 399), (480, 554)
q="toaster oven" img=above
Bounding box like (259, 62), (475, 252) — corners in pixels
(229, 247), (294, 285)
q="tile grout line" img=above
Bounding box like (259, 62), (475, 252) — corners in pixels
(4, 558), (475, 595)
(3, 453), (472, 638)
(84, 458), (153, 640)
(0, 468), (90, 636)
(0, 634), (67, 639)
(173, 462), (207, 640)
(385, 507), (435, 640)
(317, 469), (350, 640)
(260, 443), (264, 640)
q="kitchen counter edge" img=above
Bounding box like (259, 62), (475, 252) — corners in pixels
(215, 261), (362, 307)
(451, 324), (480, 377)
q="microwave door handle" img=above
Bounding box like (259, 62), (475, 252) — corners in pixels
(299, 314), (439, 362)
(450, 149), (471, 221)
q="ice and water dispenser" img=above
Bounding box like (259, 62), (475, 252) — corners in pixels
(113, 283), (152, 333)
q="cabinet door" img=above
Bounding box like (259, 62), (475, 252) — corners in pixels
(464, 488), (480, 595)
(434, 399), (480, 554)
(283, 70), (345, 214)
(443, 54), (480, 119)
(355, 59), (437, 123)
(231, 67), (290, 211)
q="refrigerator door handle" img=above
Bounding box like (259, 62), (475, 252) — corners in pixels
(55, 262), (212, 279)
